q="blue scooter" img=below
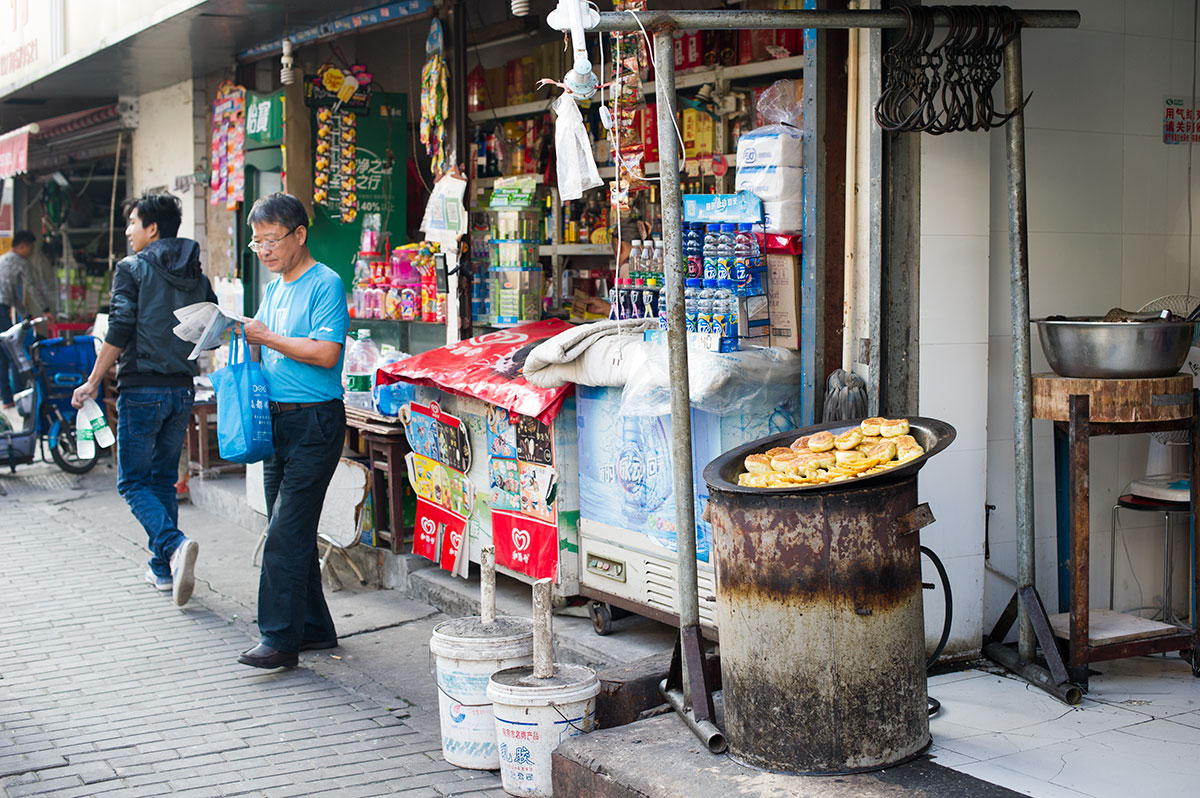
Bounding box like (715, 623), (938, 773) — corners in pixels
(0, 317), (98, 476)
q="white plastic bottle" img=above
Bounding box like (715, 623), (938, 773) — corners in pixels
(684, 278), (701, 333)
(344, 329), (381, 410)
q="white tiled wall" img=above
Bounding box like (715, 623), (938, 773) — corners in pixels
(978, 0), (1200, 638)
(920, 0), (1200, 655)
(918, 127), (990, 658)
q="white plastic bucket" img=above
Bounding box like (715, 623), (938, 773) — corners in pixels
(430, 617), (534, 770)
(486, 663), (601, 797)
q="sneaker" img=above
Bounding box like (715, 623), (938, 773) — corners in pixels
(169, 538), (199, 607)
(144, 569), (172, 592)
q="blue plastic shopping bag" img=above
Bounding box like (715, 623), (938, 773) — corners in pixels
(210, 326), (274, 463)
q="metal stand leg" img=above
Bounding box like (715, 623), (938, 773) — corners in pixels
(1110, 504), (1119, 611)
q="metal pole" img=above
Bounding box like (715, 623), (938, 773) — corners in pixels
(1003, 32), (1036, 663)
(653, 27), (700, 636)
(589, 9), (1080, 32)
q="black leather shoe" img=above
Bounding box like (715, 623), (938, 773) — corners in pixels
(300, 639), (338, 651)
(237, 643), (299, 669)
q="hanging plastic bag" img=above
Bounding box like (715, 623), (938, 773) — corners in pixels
(553, 92), (603, 201)
(210, 326), (274, 464)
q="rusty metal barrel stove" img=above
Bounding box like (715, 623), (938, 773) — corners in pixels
(702, 417), (956, 775)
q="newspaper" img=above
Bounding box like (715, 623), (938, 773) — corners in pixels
(173, 302), (250, 360)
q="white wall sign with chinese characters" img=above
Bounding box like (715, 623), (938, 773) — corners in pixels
(1163, 96), (1199, 144)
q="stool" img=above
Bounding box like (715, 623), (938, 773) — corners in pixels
(362, 431), (409, 555)
(1109, 493), (1192, 626)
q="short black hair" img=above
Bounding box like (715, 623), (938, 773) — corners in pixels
(247, 192), (309, 232)
(126, 192), (182, 238)
(12, 230), (35, 248)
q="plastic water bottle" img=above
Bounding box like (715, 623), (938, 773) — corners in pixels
(686, 223), (702, 278)
(716, 224), (734, 281)
(702, 225), (718, 280)
(696, 279), (716, 334)
(618, 278), (636, 320)
(684, 278), (701, 332)
(657, 278), (668, 331)
(344, 330), (381, 410)
(628, 240), (642, 281)
(716, 279), (739, 349)
(734, 223), (753, 297)
(631, 278), (647, 318)
(650, 239), (664, 277)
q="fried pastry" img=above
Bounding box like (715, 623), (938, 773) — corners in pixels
(834, 428), (863, 450)
(880, 418), (909, 438)
(790, 434), (812, 452)
(808, 431), (835, 452)
(770, 450), (799, 472)
(860, 417), (885, 436)
(744, 454), (772, 474)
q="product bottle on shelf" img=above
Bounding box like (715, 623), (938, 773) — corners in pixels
(717, 224), (734, 281)
(684, 278), (701, 332)
(711, 280), (730, 337)
(628, 240), (642, 280)
(734, 223), (752, 296)
(696, 278), (716, 333)
(344, 329), (381, 411)
(644, 277), (659, 320)
(631, 278), (646, 319)
(703, 224), (718, 280)
(716, 278), (739, 350)
(685, 223), (701, 278)
(650, 239), (664, 277)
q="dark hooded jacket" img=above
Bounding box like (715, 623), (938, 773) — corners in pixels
(106, 238), (217, 388)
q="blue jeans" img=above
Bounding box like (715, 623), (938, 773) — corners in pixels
(258, 400), (344, 652)
(117, 386), (194, 578)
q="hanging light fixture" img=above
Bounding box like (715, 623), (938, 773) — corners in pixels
(280, 39), (296, 85)
(511, 0), (531, 15)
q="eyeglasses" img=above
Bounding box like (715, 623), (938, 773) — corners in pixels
(248, 226), (299, 253)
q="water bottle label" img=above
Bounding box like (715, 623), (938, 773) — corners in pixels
(347, 374), (372, 392)
(717, 258), (733, 281)
(703, 258), (717, 281)
(686, 314), (697, 333)
(712, 314), (727, 336)
(687, 256), (702, 278)
(697, 315), (712, 334)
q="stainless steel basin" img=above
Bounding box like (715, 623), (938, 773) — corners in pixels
(1032, 317), (1197, 379)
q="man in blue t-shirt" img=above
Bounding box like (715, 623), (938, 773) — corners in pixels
(239, 192), (349, 670)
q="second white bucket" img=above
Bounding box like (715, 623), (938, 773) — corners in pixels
(486, 663), (601, 797)
(430, 616), (534, 770)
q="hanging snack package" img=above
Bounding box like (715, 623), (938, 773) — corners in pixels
(735, 79), (805, 202)
(608, 0), (650, 214)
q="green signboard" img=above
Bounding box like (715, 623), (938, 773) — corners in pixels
(307, 92), (408, 290)
(245, 90), (284, 149)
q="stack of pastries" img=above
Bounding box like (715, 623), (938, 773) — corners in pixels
(738, 417), (925, 488)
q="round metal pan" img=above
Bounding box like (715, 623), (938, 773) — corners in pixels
(703, 416), (957, 496)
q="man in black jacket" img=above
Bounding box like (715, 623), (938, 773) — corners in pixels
(73, 193), (216, 607)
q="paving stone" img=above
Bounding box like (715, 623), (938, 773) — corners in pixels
(0, 489), (476, 797)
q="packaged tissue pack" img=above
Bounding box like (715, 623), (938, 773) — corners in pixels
(735, 79), (804, 203)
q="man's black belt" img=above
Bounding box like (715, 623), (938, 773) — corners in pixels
(269, 399), (339, 414)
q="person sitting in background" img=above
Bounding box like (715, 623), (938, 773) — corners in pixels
(0, 231), (54, 408)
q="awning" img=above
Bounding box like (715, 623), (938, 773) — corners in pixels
(0, 124), (38, 179)
(28, 104), (125, 172)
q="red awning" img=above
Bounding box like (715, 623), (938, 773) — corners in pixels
(0, 124), (35, 179)
(31, 105), (120, 141)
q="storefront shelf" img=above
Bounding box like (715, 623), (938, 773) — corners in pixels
(539, 244), (610, 256)
(641, 54), (805, 95)
(467, 98), (555, 124)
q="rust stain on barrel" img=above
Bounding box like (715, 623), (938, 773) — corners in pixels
(707, 475), (929, 773)
(711, 479), (921, 612)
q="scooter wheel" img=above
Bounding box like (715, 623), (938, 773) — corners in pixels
(51, 432), (97, 475)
